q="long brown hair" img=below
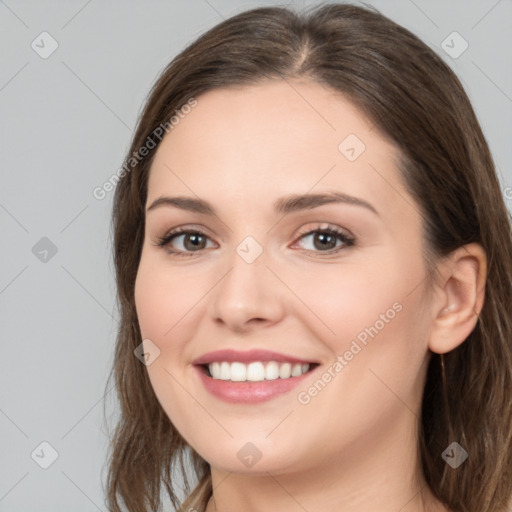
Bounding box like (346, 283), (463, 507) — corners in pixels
(103, 3), (512, 511)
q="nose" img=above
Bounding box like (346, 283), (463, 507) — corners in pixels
(208, 247), (286, 333)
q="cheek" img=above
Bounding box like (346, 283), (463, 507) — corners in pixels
(134, 258), (198, 431)
(134, 257), (188, 340)
(296, 252), (430, 405)
(134, 254), (210, 375)
(301, 285), (429, 447)
(134, 262), (166, 339)
(289, 254), (420, 351)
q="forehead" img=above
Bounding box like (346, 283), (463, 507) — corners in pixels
(146, 79), (409, 219)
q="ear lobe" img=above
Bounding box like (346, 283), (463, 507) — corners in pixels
(428, 243), (487, 355)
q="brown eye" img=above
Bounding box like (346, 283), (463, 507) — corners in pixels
(156, 228), (214, 257)
(294, 226), (355, 255)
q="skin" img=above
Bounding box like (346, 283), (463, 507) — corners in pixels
(134, 79), (486, 512)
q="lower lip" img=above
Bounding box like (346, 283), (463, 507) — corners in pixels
(195, 365), (314, 403)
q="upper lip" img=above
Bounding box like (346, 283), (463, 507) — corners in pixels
(192, 349), (317, 366)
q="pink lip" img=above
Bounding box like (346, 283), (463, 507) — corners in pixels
(192, 349), (315, 366)
(194, 365), (315, 404)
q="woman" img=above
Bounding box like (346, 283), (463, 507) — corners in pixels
(103, 3), (512, 511)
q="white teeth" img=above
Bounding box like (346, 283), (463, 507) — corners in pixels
(265, 361), (280, 380)
(219, 362), (230, 380)
(207, 361), (311, 382)
(246, 362), (265, 381)
(230, 362), (246, 381)
(291, 363), (303, 377)
(279, 362), (291, 379)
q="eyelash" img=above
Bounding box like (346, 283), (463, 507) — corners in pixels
(155, 224), (355, 258)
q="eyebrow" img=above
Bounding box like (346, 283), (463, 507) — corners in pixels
(146, 191), (379, 217)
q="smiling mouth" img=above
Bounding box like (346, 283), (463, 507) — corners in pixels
(199, 361), (319, 382)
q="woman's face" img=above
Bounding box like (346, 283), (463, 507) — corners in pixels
(134, 79), (433, 477)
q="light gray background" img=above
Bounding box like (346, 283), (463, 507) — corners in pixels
(1, 0), (511, 511)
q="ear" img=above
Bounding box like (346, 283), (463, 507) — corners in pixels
(428, 243), (487, 354)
